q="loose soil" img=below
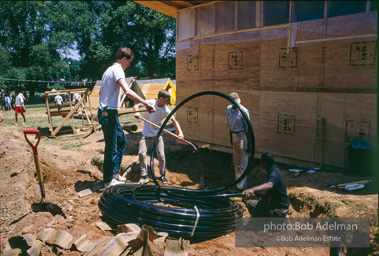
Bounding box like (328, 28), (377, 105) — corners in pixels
(0, 112), (377, 255)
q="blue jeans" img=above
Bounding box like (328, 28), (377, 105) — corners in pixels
(98, 108), (126, 183)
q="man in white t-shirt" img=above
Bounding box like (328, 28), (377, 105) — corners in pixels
(72, 93), (80, 105)
(98, 47), (155, 188)
(54, 94), (63, 111)
(134, 90), (184, 185)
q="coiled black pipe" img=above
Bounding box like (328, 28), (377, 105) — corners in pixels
(149, 91), (255, 194)
(99, 91), (255, 238)
(99, 185), (243, 238)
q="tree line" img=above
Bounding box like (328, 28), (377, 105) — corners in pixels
(0, 1), (176, 100)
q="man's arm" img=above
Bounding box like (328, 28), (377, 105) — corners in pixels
(118, 78), (155, 113)
(133, 102), (144, 119)
(242, 182), (273, 198)
(170, 117), (184, 140)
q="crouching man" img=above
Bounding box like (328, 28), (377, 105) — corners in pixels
(242, 152), (290, 217)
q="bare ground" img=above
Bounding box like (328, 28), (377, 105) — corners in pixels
(0, 119), (377, 255)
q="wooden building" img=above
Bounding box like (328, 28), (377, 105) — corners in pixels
(136, 1), (377, 170)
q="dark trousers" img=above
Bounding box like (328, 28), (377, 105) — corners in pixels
(245, 198), (287, 217)
(98, 109), (126, 183)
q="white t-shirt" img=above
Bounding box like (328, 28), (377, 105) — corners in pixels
(142, 99), (171, 137)
(73, 93), (80, 102)
(55, 95), (63, 105)
(99, 63), (125, 110)
(15, 94), (24, 107)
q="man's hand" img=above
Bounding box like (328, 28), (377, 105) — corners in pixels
(178, 134), (184, 140)
(145, 103), (156, 113)
(242, 188), (254, 198)
(134, 112), (141, 119)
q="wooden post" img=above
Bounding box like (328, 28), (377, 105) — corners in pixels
(45, 93), (53, 132)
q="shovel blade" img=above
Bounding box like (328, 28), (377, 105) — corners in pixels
(31, 202), (66, 218)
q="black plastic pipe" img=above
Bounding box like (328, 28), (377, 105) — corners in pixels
(98, 91), (255, 238)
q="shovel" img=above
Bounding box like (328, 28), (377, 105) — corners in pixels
(139, 116), (197, 151)
(23, 130), (66, 218)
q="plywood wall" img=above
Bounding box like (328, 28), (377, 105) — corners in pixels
(176, 36), (377, 169)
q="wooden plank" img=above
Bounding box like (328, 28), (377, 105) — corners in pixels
(49, 111), (78, 117)
(48, 104), (72, 109)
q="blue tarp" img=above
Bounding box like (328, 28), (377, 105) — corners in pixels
(350, 137), (375, 151)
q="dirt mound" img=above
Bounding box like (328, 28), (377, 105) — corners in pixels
(0, 122), (377, 255)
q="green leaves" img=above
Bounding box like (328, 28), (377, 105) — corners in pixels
(1, 1), (176, 94)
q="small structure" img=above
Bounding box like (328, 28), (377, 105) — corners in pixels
(138, 78), (176, 105)
(45, 88), (95, 137)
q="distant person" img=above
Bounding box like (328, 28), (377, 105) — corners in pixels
(0, 89), (5, 110)
(242, 152), (290, 217)
(14, 90), (26, 125)
(227, 92), (250, 192)
(73, 93), (81, 105)
(134, 90), (184, 185)
(4, 92), (11, 110)
(165, 85), (172, 105)
(98, 47), (155, 188)
(54, 94), (63, 111)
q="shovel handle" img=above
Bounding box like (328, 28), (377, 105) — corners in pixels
(24, 130), (43, 183)
(139, 117), (197, 150)
(23, 130), (41, 153)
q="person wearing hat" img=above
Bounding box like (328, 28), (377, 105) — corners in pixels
(226, 92), (250, 192)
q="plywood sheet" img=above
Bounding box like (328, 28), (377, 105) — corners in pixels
(317, 93), (377, 168)
(214, 41), (261, 84)
(323, 41), (377, 91)
(316, 93), (346, 167)
(176, 43), (201, 82)
(260, 39), (299, 90)
(297, 44), (324, 90)
(258, 91), (318, 162)
(177, 107), (214, 144)
(199, 43), (215, 80)
(343, 94), (377, 147)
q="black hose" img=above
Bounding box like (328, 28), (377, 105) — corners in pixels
(98, 91), (255, 238)
(149, 91), (255, 194)
(99, 185), (243, 238)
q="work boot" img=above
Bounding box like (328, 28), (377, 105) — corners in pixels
(113, 173), (126, 182)
(138, 177), (149, 185)
(161, 176), (168, 184)
(104, 179), (125, 188)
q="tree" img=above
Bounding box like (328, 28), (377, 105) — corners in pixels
(0, 1), (75, 96)
(69, 1), (176, 80)
(0, 1), (177, 98)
